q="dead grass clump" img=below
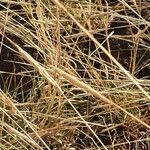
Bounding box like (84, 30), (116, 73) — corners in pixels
(0, 0), (150, 149)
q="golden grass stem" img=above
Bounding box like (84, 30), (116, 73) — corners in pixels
(51, 0), (150, 102)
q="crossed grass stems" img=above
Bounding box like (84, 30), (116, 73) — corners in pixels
(0, 0), (150, 149)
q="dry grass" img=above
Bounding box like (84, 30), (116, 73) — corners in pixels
(0, 0), (150, 149)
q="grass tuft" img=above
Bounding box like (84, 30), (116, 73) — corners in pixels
(0, 0), (150, 149)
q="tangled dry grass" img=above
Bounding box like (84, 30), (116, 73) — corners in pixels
(0, 0), (150, 149)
